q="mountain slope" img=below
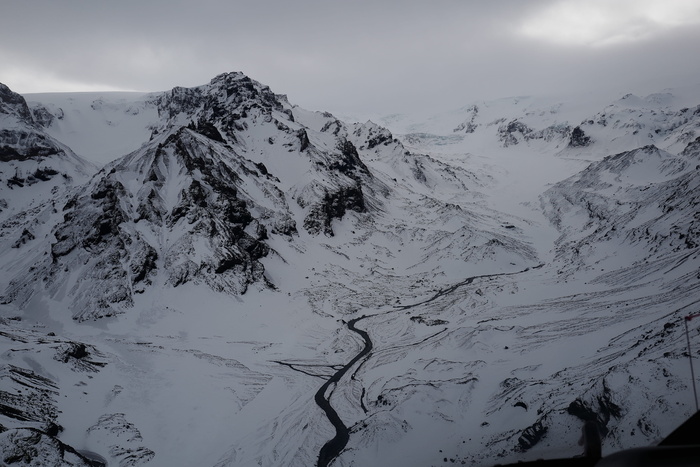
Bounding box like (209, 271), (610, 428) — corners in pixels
(2, 126), (280, 320)
(0, 84), (95, 226)
(543, 141), (700, 279)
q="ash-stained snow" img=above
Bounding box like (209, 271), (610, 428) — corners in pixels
(1, 75), (699, 467)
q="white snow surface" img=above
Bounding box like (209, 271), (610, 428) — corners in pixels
(26, 92), (159, 167)
(1, 74), (700, 467)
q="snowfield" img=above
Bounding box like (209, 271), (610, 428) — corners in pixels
(1, 74), (699, 466)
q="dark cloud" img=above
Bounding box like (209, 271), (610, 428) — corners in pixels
(1, 0), (699, 114)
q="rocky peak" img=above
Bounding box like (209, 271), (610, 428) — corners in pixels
(569, 126), (591, 147)
(207, 72), (284, 109)
(152, 72), (291, 135)
(0, 83), (33, 124)
(351, 121), (395, 150)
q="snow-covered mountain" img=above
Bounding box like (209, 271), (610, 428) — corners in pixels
(0, 84), (95, 225)
(0, 74), (699, 467)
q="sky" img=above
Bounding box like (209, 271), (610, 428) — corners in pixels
(1, 0), (700, 115)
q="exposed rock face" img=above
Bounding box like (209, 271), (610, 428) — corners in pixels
(680, 135), (700, 158)
(301, 139), (371, 236)
(567, 396), (622, 437)
(569, 126), (591, 147)
(517, 419), (549, 451)
(30, 104), (59, 128)
(453, 105), (479, 133)
(150, 72), (381, 238)
(0, 363), (59, 431)
(0, 428), (95, 466)
(0, 82), (95, 227)
(353, 122), (394, 150)
(152, 73), (287, 132)
(87, 414), (155, 466)
(497, 119), (573, 147)
(0, 83), (33, 122)
(303, 184), (366, 236)
(498, 120), (533, 147)
(0, 83), (71, 162)
(0, 129), (65, 161)
(54, 342), (108, 372)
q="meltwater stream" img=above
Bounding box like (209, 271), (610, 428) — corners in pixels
(315, 316), (373, 467)
(314, 265), (542, 466)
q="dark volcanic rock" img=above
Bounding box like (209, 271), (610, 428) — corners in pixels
(0, 130), (62, 161)
(498, 120), (532, 147)
(0, 364), (59, 429)
(332, 139), (371, 180)
(0, 84), (66, 162)
(54, 342), (108, 372)
(0, 428), (95, 466)
(569, 126), (592, 147)
(517, 419), (548, 451)
(303, 185), (366, 236)
(2, 125), (276, 320)
(0, 83), (32, 123)
(567, 391), (622, 437)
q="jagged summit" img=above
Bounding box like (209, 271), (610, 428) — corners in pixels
(148, 72), (385, 238)
(151, 72), (290, 133)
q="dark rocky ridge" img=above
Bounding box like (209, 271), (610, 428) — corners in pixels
(569, 126), (591, 147)
(0, 83), (33, 122)
(151, 72), (290, 139)
(0, 83), (71, 162)
(497, 119), (573, 147)
(3, 126), (277, 320)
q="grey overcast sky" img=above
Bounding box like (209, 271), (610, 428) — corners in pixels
(1, 0), (700, 114)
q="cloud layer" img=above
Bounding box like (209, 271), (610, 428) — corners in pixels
(2, 0), (699, 114)
(519, 0), (700, 46)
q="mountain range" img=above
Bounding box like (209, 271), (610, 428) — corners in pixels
(0, 72), (699, 466)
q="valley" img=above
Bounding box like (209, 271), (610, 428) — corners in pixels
(0, 74), (699, 466)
